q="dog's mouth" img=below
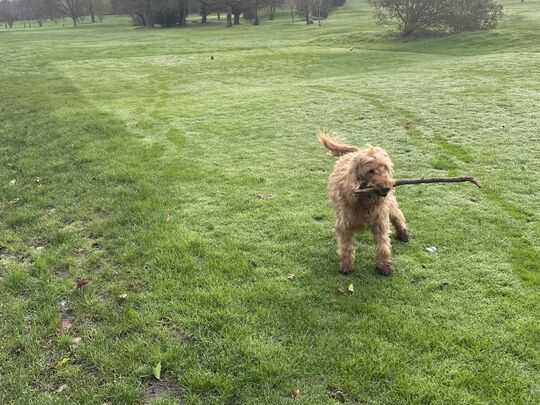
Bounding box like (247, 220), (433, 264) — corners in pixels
(376, 187), (392, 197)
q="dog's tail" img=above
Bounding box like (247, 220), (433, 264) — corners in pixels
(317, 130), (360, 157)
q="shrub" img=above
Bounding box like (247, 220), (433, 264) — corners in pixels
(441, 0), (503, 33)
(368, 0), (503, 36)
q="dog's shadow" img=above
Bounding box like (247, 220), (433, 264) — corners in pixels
(309, 230), (411, 294)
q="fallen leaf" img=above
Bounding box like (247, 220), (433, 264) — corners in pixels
(76, 278), (90, 288)
(326, 388), (346, 402)
(8, 197), (21, 205)
(9, 179), (16, 185)
(54, 357), (70, 368)
(257, 193), (273, 200)
(127, 283), (135, 289)
(291, 388), (301, 399)
(11, 346), (24, 355)
(425, 246), (438, 254)
(60, 320), (73, 332)
(56, 384), (68, 393)
(337, 285), (354, 295)
(119, 293), (128, 301)
(153, 362), (162, 380)
(287, 274), (296, 281)
(165, 214), (172, 223)
(249, 260), (257, 268)
(72, 337), (82, 345)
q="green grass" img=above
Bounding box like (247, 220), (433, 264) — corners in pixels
(1, 1), (539, 403)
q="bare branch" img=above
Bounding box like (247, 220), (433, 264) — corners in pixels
(353, 176), (481, 195)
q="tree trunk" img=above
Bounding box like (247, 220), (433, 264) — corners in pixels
(253, 8), (259, 25)
(217, 11), (220, 20)
(290, 5), (294, 21)
(135, 13), (146, 26)
(402, 25), (415, 36)
(145, 0), (154, 27)
(72, 16), (77, 26)
(200, 2), (207, 23)
(179, 3), (188, 25)
(226, 10), (232, 27)
(269, 5), (275, 20)
(306, 6), (313, 24)
(89, 0), (96, 23)
(233, 9), (240, 24)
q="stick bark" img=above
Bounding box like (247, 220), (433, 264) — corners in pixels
(353, 176), (481, 195)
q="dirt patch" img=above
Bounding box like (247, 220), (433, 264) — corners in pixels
(12, 251), (27, 262)
(0, 248), (28, 262)
(145, 376), (186, 403)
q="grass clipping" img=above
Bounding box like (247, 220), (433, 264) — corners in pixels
(353, 176), (481, 195)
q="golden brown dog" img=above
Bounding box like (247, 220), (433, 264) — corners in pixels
(318, 131), (409, 276)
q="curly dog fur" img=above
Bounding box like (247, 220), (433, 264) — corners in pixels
(318, 131), (410, 276)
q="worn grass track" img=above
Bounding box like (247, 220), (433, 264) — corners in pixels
(1, 1), (539, 403)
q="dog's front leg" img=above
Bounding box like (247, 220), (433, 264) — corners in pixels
(372, 221), (394, 276)
(389, 197), (410, 242)
(335, 224), (355, 275)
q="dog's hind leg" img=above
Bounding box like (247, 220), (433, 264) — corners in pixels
(389, 196), (410, 242)
(335, 222), (355, 275)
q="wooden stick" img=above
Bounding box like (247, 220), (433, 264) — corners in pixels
(353, 176), (481, 195)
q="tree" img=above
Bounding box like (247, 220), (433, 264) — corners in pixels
(22, 0), (56, 26)
(87, 0), (96, 22)
(0, 0), (18, 27)
(369, 0), (446, 36)
(198, 0), (209, 22)
(55, 0), (84, 25)
(369, 0), (503, 36)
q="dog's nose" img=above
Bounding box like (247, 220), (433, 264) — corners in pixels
(381, 187), (391, 194)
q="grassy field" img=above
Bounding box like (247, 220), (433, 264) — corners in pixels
(1, 0), (539, 403)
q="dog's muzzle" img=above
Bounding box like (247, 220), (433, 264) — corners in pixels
(378, 187), (391, 197)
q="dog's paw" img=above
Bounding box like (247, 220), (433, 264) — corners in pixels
(396, 229), (410, 242)
(376, 263), (394, 276)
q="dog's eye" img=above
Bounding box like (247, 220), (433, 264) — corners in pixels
(368, 169), (375, 175)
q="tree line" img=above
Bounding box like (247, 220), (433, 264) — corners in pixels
(1, 0), (504, 34)
(113, 0), (345, 27)
(0, 0), (345, 27)
(0, 0), (111, 27)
